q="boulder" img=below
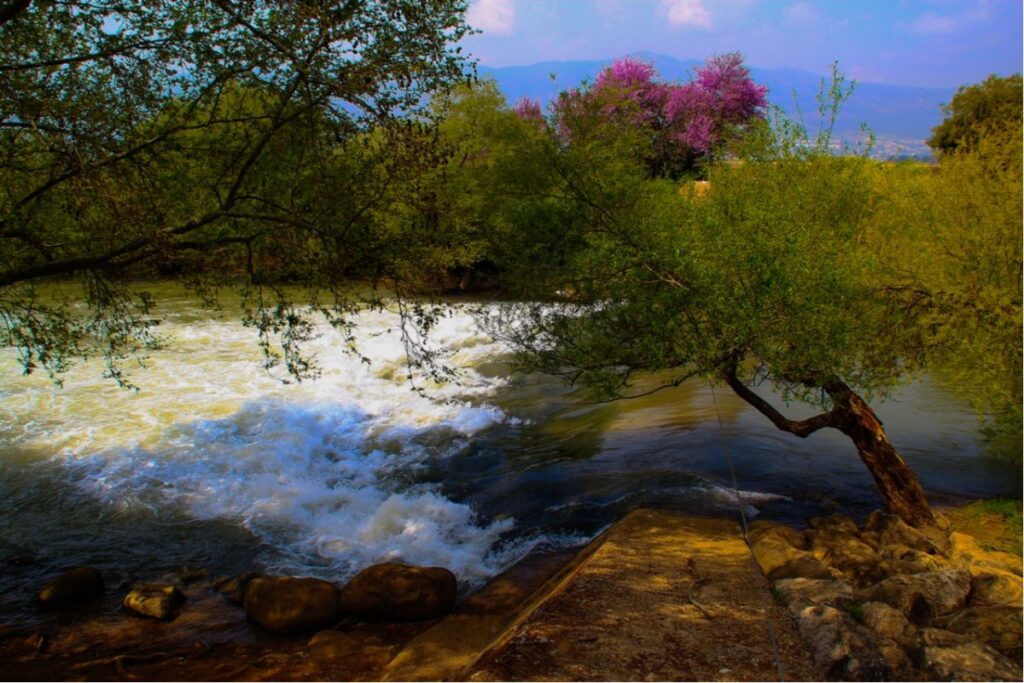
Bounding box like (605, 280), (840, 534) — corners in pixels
(912, 626), (968, 650)
(860, 601), (913, 646)
(792, 604), (889, 681)
(770, 555), (835, 581)
(748, 521), (807, 549)
(750, 527), (829, 580)
(37, 567), (104, 605)
(244, 576), (341, 634)
(879, 516), (940, 555)
(214, 571), (261, 605)
(819, 542), (882, 582)
(867, 570), (971, 625)
(874, 637), (911, 679)
(940, 606), (1023, 659)
(338, 562), (457, 622)
(969, 569), (1023, 608)
(123, 584), (186, 620)
(774, 577), (854, 609)
(809, 514), (860, 536)
(920, 642), (1021, 682)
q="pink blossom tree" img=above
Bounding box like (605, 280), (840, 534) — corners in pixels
(526, 53), (768, 177)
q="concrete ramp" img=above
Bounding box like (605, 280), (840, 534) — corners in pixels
(384, 509), (820, 681)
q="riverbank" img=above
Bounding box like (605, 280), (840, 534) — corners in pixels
(1, 502), (1020, 681)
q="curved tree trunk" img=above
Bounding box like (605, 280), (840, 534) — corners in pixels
(825, 383), (948, 549)
(723, 367), (948, 550)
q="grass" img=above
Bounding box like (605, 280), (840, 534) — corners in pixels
(944, 498), (1022, 556)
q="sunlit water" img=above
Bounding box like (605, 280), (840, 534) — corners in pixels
(1, 287), (1019, 624)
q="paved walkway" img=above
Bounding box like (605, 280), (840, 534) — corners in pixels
(387, 509), (821, 681)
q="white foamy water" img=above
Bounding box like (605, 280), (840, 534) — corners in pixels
(0, 303), (528, 585)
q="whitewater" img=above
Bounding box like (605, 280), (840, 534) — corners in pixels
(0, 302), (547, 586)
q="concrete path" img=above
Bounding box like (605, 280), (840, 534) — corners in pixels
(386, 509), (821, 681)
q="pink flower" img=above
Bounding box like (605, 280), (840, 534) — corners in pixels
(513, 97), (543, 121)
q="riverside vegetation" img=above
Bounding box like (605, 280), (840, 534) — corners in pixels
(0, 2), (1021, 680)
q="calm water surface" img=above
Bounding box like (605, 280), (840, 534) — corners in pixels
(1, 286), (1018, 624)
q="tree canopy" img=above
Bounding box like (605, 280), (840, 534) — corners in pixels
(0, 0), (472, 383)
(526, 54), (767, 179)
(927, 73), (1022, 156)
(470, 68), (1020, 535)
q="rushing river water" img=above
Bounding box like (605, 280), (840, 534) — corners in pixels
(0, 287), (1019, 624)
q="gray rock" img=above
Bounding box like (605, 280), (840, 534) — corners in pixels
(868, 570), (971, 625)
(774, 577), (854, 609)
(861, 601), (913, 646)
(214, 571), (261, 605)
(968, 570), (1023, 608)
(920, 641), (1021, 682)
(793, 604), (889, 681)
(244, 576), (341, 634)
(338, 562), (457, 622)
(940, 606), (1023, 659)
(809, 514), (860, 536)
(123, 583), (186, 620)
(872, 514), (942, 555)
(37, 567), (104, 605)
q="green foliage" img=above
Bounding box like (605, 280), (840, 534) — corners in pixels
(0, 0), (472, 383)
(869, 128), (1022, 459)
(477, 65), (1020, 466)
(928, 74), (1023, 156)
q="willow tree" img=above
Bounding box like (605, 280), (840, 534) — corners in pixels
(0, 0), (472, 383)
(478, 71), (956, 543)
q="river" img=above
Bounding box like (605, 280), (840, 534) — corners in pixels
(1, 286), (1019, 626)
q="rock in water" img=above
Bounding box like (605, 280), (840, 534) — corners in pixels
(123, 584), (186, 620)
(37, 567), (104, 605)
(338, 562), (457, 622)
(244, 576), (341, 634)
(214, 571), (261, 605)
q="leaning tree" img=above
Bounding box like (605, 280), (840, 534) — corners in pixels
(477, 66), (972, 546)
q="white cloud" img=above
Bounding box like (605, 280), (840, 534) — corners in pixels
(783, 1), (820, 26)
(467, 0), (516, 35)
(910, 12), (956, 33)
(911, 0), (991, 34)
(660, 0), (713, 29)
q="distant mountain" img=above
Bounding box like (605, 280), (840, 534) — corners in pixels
(479, 53), (956, 157)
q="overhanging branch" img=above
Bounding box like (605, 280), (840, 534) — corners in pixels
(723, 365), (837, 438)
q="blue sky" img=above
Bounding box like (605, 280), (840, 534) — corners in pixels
(461, 0), (1022, 87)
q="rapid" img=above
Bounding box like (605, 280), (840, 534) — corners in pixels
(1, 287), (1019, 625)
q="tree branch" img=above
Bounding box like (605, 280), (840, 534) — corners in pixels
(723, 364), (837, 438)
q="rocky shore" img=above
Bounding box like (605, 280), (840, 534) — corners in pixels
(1, 502), (1020, 681)
(750, 510), (1022, 681)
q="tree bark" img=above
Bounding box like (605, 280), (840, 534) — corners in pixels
(724, 367), (948, 550)
(823, 380), (949, 550)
